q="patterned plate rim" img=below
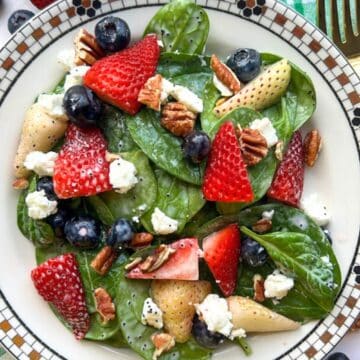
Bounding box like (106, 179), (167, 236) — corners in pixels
(0, 0), (359, 359)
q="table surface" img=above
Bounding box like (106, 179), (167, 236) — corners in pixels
(0, 0), (358, 359)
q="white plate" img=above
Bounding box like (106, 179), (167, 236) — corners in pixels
(0, 1), (359, 359)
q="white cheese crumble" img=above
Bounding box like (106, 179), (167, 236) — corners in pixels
(141, 297), (163, 329)
(57, 49), (76, 71)
(170, 85), (203, 113)
(250, 117), (278, 147)
(25, 190), (57, 220)
(195, 294), (233, 337)
(229, 328), (247, 340)
(109, 158), (138, 194)
(24, 151), (58, 177)
(300, 193), (330, 226)
(264, 270), (294, 300)
(151, 208), (178, 235)
(64, 65), (90, 91)
(160, 78), (175, 104)
(37, 93), (66, 118)
(157, 39), (164, 48)
(213, 74), (233, 97)
(262, 209), (275, 220)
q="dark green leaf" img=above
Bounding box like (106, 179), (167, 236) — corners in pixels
(85, 196), (115, 226)
(173, 73), (212, 98)
(144, 0), (209, 55)
(200, 81), (221, 137)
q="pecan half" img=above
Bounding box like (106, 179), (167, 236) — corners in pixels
(94, 287), (116, 323)
(12, 178), (29, 190)
(74, 28), (105, 66)
(131, 232), (154, 248)
(151, 333), (176, 360)
(161, 102), (196, 137)
(252, 218), (272, 233)
(124, 257), (143, 271)
(138, 245), (176, 273)
(275, 141), (284, 161)
(210, 54), (241, 93)
(253, 274), (265, 302)
(239, 128), (268, 166)
(91, 246), (118, 275)
(138, 74), (162, 111)
(304, 129), (322, 167)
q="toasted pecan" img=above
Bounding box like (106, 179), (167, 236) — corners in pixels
(252, 218), (272, 234)
(137, 245), (176, 273)
(74, 28), (104, 66)
(94, 287), (116, 323)
(131, 232), (154, 247)
(239, 127), (268, 166)
(151, 333), (176, 360)
(91, 246), (118, 276)
(253, 274), (265, 302)
(12, 178), (29, 190)
(304, 129), (322, 167)
(138, 74), (163, 111)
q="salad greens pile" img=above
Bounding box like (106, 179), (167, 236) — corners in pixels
(17, 1), (340, 359)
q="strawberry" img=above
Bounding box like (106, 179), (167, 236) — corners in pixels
(84, 35), (160, 115)
(53, 124), (111, 199)
(203, 224), (241, 297)
(31, 253), (90, 340)
(30, 0), (55, 9)
(126, 238), (199, 280)
(202, 121), (254, 202)
(267, 131), (304, 207)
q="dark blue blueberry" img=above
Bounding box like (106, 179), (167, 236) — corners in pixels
(192, 315), (225, 349)
(107, 218), (134, 249)
(8, 10), (34, 34)
(87, 8), (96, 17)
(325, 353), (350, 360)
(241, 236), (268, 267)
(95, 16), (131, 53)
(323, 229), (333, 245)
(63, 85), (103, 128)
(93, 0), (102, 9)
(226, 48), (262, 83)
(64, 216), (101, 249)
(182, 131), (211, 164)
(46, 207), (70, 237)
(36, 177), (57, 201)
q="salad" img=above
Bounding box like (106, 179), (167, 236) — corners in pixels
(13, 0), (341, 359)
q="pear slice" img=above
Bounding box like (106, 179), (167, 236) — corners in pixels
(227, 296), (300, 332)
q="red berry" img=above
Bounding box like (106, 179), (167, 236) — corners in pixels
(202, 121), (254, 202)
(203, 224), (241, 296)
(267, 131), (305, 207)
(30, 0), (55, 9)
(31, 253), (90, 340)
(53, 124), (112, 199)
(84, 34), (160, 115)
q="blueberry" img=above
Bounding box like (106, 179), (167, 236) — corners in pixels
(226, 48), (262, 83)
(182, 131), (211, 164)
(107, 218), (134, 249)
(47, 207), (70, 237)
(325, 353), (350, 360)
(36, 177), (57, 201)
(95, 16), (130, 53)
(192, 315), (225, 349)
(64, 216), (101, 249)
(8, 10), (34, 34)
(241, 236), (268, 267)
(63, 85), (103, 128)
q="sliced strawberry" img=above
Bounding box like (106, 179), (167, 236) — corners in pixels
(31, 253), (90, 340)
(84, 35), (160, 115)
(53, 124), (112, 199)
(202, 121), (254, 202)
(267, 131), (304, 207)
(203, 224), (240, 297)
(126, 238), (199, 280)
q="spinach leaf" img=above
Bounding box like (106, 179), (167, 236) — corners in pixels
(144, 0), (209, 55)
(126, 109), (203, 185)
(200, 81), (221, 137)
(100, 105), (138, 153)
(262, 53), (316, 132)
(85, 196), (115, 226)
(173, 73), (212, 98)
(100, 151), (157, 221)
(157, 52), (210, 79)
(17, 177), (55, 247)
(141, 168), (205, 234)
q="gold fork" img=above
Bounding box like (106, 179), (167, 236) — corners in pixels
(317, 0), (360, 60)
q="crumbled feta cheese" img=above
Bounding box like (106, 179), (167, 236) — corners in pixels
(213, 74), (233, 97)
(157, 39), (164, 48)
(138, 204), (147, 212)
(64, 65), (90, 91)
(132, 216), (140, 223)
(37, 93), (66, 118)
(24, 151), (58, 177)
(195, 294), (233, 337)
(300, 193), (330, 226)
(250, 117), (278, 147)
(109, 158), (138, 194)
(264, 270), (294, 300)
(262, 209), (275, 220)
(229, 328), (247, 340)
(160, 78), (175, 104)
(170, 85), (203, 113)
(57, 49), (76, 71)
(151, 208), (178, 235)
(25, 190), (57, 220)
(141, 297), (163, 329)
